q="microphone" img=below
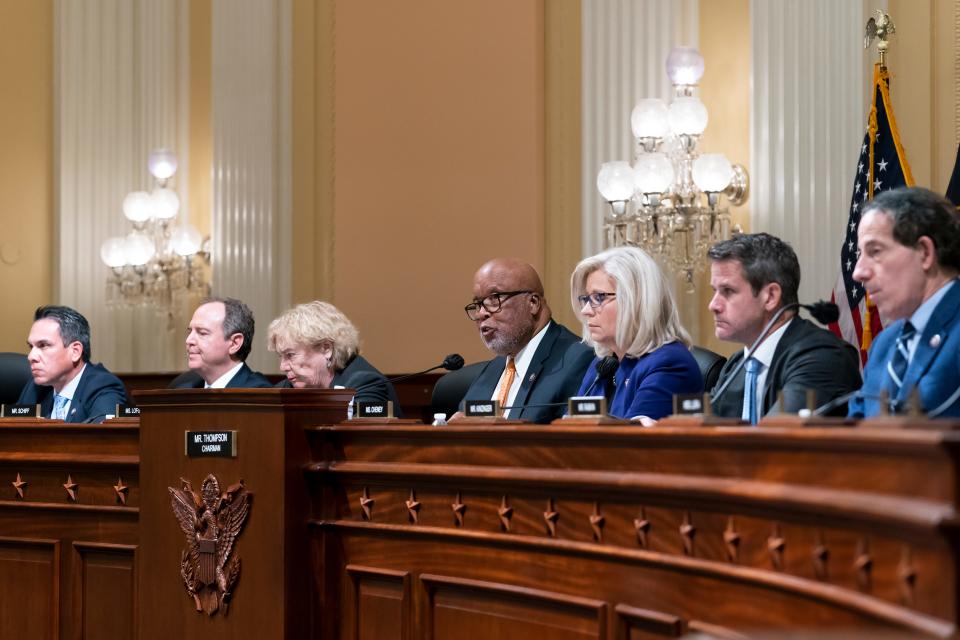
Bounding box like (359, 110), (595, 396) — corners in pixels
(583, 355), (619, 397)
(710, 300), (840, 410)
(351, 353), (465, 392)
(804, 301), (840, 325)
(810, 389), (870, 417)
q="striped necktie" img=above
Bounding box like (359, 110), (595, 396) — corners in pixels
(886, 321), (916, 411)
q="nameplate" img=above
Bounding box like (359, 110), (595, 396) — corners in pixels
(673, 393), (707, 416)
(567, 396), (607, 417)
(185, 431), (237, 457)
(116, 404), (140, 417)
(2, 404), (40, 418)
(463, 399), (499, 417)
(355, 401), (394, 419)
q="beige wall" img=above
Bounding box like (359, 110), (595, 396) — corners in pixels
(0, 1), (53, 353)
(292, 0), (555, 371)
(696, 0), (751, 356)
(887, 0), (957, 192)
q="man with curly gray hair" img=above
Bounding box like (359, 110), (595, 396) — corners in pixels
(850, 187), (960, 417)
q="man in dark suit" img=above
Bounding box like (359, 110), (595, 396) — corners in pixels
(174, 297), (271, 389)
(849, 187), (960, 418)
(708, 234), (860, 422)
(17, 305), (127, 423)
(456, 258), (593, 423)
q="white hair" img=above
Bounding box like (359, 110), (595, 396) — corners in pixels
(570, 246), (691, 357)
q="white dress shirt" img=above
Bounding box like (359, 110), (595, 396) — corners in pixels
(206, 361), (244, 389)
(492, 322), (550, 418)
(52, 363), (86, 419)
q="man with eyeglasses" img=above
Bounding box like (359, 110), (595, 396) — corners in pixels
(456, 258), (594, 423)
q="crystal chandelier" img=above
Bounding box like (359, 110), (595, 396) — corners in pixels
(596, 47), (749, 290)
(99, 149), (210, 311)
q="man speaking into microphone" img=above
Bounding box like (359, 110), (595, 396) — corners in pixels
(458, 258), (594, 423)
(708, 234), (861, 422)
(849, 187), (960, 418)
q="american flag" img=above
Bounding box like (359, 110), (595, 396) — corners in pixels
(830, 63), (914, 365)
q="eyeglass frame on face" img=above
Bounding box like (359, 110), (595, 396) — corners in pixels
(464, 290), (535, 320)
(577, 292), (617, 310)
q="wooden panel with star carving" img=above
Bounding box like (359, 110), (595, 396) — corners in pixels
(305, 422), (960, 637)
(0, 419), (139, 639)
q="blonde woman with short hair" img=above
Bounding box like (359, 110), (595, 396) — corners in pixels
(571, 246), (702, 421)
(267, 301), (398, 408)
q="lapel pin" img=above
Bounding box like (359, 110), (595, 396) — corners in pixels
(930, 334), (942, 348)
(528, 373), (537, 382)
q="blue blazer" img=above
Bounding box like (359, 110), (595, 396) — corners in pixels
(577, 342), (703, 420)
(850, 280), (960, 418)
(17, 362), (128, 424)
(463, 320), (594, 423)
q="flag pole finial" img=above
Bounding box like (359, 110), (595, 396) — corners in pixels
(864, 9), (896, 69)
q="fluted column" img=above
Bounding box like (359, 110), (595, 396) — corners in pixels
(580, 0), (697, 257)
(210, 0), (292, 372)
(55, 0), (188, 372)
(750, 0), (870, 303)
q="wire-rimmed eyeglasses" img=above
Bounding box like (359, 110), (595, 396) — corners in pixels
(577, 292), (616, 309)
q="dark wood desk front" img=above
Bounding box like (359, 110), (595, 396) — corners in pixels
(306, 422), (960, 639)
(3, 406), (960, 639)
(0, 418), (139, 640)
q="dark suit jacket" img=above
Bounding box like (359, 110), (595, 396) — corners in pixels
(850, 280), (960, 418)
(463, 320), (594, 423)
(712, 317), (861, 418)
(171, 362), (272, 389)
(275, 354), (401, 414)
(17, 362), (128, 424)
(577, 342), (703, 420)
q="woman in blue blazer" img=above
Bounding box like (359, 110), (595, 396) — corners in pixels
(571, 246), (702, 422)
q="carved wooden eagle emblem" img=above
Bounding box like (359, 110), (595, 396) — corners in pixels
(168, 474), (252, 615)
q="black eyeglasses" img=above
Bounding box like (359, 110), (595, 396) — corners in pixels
(577, 292), (616, 309)
(464, 291), (533, 320)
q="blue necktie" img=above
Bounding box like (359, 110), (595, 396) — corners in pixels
(744, 357), (761, 425)
(886, 321), (916, 412)
(52, 394), (70, 420)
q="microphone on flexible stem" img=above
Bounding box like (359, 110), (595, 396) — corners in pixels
(710, 300), (840, 410)
(583, 355), (619, 397)
(351, 353), (465, 393)
(810, 389), (876, 417)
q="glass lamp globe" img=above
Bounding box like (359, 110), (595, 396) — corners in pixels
(151, 188), (180, 220)
(692, 154), (734, 192)
(168, 225), (203, 257)
(147, 148), (178, 181)
(630, 99), (669, 139)
(100, 237), (128, 268)
(666, 47), (705, 86)
(123, 233), (156, 266)
(633, 153), (675, 194)
(668, 97), (708, 136)
(596, 161), (636, 202)
(122, 191), (152, 223)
